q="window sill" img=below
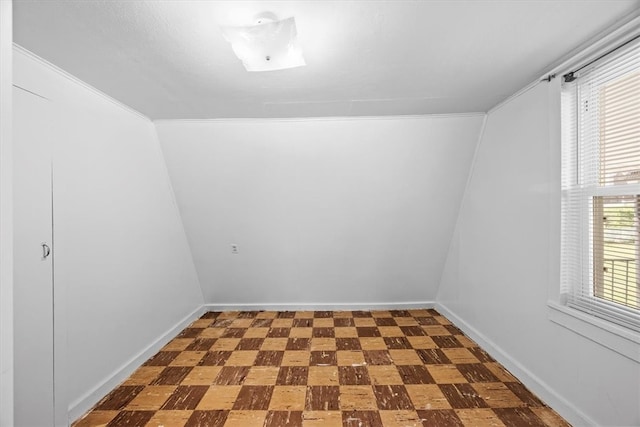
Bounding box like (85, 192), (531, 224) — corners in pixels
(547, 301), (640, 363)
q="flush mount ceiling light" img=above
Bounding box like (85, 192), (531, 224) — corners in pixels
(221, 12), (306, 72)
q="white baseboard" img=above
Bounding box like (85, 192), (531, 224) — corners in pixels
(69, 305), (206, 423)
(204, 301), (436, 312)
(435, 303), (596, 427)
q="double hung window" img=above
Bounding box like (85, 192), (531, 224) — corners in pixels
(561, 39), (640, 331)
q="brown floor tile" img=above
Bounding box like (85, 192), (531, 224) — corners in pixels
(151, 367), (193, 385)
(305, 386), (340, 410)
(383, 337), (412, 349)
(95, 385), (145, 411)
(292, 318), (313, 328)
(530, 408), (572, 427)
(105, 410), (154, 426)
(372, 385), (414, 410)
(472, 382), (528, 408)
(184, 338), (216, 352)
(232, 385), (274, 410)
(397, 365), (435, 384)
(416, 409), (465, 426)
(312, 327), (334, 338)
(74, 310), (568, 427)
(374, 317), (398, 326)
(494, 407), (548, 427)
(213, 366), (249, 385)
(338, 365), (371, 385)
(432, 335), (464, 348)
(277, 366), (309, 385)
(439, 383), (488, 409)
(342, 410), (383, 427)
(416, 348), (452, 364)
(356, 327), (381, 337)
(183, 410), (228, 427)
(310, 350), (337, 366)
(456, 363), (500, 383)
(255, 350), (284, 366)
(264, 410), (303, 427)
(268, 328), (291, 338)
(144, 351), (181, 367)
(250, 320), (273, 329)
(363, 350), (393, 365)
(160, 385), (209, 410)
(236, 338), (264, 350)
(505, 382), (545, 406)
(198, 351), (232, 366)
(334, 318), (355, 327)
(336, 337), (362, 350)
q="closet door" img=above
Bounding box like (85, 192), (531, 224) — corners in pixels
(13, 86), (55, 426)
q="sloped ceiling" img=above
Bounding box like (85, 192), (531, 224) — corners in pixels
(13, 0), (640, 119)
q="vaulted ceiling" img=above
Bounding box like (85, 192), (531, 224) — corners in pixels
(13, 0), (640, 119)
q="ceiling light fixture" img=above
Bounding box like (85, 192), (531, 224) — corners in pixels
(221, 12), (306, 72)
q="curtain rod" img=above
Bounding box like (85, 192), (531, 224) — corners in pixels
(562, 33), (640, 82)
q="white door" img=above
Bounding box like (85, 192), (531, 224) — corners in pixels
(13, 86), (55, 426)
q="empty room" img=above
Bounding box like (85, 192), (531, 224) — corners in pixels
(1, 1), (640, 426)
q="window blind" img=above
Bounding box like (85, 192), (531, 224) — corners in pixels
(561, 38), (640, 332)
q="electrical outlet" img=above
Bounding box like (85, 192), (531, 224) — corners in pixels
(231, 244), (239, 254)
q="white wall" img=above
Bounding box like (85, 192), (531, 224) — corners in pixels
(0, 2), (13, 426)
(438, 81), (640, 426)
(156, 116), (483, 308)
(13, 48), (204, 421)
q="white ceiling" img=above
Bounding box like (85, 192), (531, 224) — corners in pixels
(13, 0), (640, 119)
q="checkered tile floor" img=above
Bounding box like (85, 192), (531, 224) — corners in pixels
(73, 309), (570, 427)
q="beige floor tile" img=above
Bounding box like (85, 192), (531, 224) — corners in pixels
(195, 385), (241, 410)
(405, 384), (452, 410)
(339, 386), (378, 410)
(269, 386), (307, 411)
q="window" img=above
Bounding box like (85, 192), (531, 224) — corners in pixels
(561, 39), (640, 332)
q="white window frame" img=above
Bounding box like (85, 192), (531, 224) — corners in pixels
(550, 32), (640, 363)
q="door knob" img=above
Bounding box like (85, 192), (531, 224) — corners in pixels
(41, 242), (51, 260)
